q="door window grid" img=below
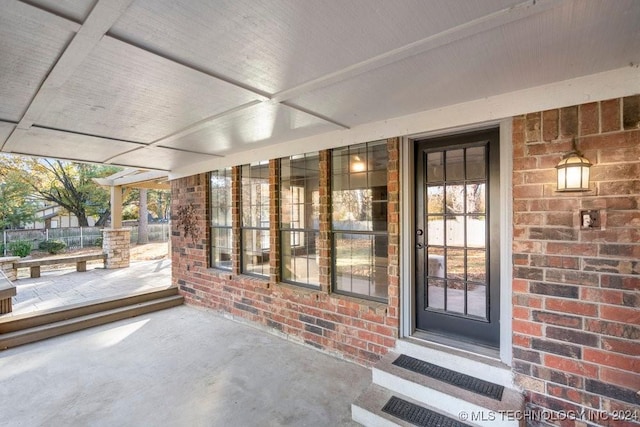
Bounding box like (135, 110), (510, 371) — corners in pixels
(425, 145), (488, 320)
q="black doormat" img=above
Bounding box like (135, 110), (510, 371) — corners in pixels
(382, 396), (471, 427)
(392, 354), (504, 401)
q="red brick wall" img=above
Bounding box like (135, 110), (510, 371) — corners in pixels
(512, 96), (640, 425)
(171, 139), (400, 366)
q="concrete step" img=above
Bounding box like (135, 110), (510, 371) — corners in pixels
(0, 287), (179, 334)
(0, 293), (183, 350)
(352, 383), (478, 427)
(395, 338), (514, 388)
(371, 352), (523, 427)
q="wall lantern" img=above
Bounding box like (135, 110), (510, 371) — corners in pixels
(555, 138), (592, 192)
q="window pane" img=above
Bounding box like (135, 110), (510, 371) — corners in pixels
(242, 162), (269, 228)
(282, 231), (319, 286)
(446, 216), (465, 246)
(467, 249), (486, 283)
(331, 141), (388, 301)
(242, 229), (269, 277)
(427, 217), (444, 246)
(445, 184), (465, 213)
(210, 168), (232, 226)
(427, 278), (445, 310)
(427, 185), (444, 214)
(468, 284), (487, 319)
(211, 227), (232, 270)
(466, 183), (485, 214)
(447, 280), (466, 314)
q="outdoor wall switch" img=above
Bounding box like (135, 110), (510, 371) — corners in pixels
(580, 210), (600, 229)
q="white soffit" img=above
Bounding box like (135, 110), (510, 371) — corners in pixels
(288, 0), (640, 127)
(0, 122), (15, 144)
(108, 0), (523, 95)
(107, 146), (219, 171)
(158, 103), (343, 156)
(4, 127), (140, 163)
(0, 2), (77, 121)
(35, 36), (260, 143)
(24, 0), (98, 22)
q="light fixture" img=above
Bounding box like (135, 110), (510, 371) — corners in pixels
(351, 155), (366, 173)
(556, 138), (592, 192)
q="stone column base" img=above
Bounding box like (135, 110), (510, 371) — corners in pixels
(102, 228), (131, 269)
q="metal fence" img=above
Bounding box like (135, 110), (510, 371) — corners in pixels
(1, 224), (170, 256)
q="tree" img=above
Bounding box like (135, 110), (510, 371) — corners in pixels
(0, 155), (119, 227)
(0, 174), (37, 229)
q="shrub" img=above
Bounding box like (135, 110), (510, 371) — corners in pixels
(94, 236), (103, 247)
(8, 240), (32, 258)
(38, 239), (67, 254)
(0, 243), (4, 256)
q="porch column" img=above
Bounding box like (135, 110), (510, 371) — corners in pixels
(102, 228), (131, 269)
(110, 185), (123, 229)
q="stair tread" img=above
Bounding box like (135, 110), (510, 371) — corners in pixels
(353, 384), (479, 427)
(0, 287), (178, 333)
(0, 295), (183, 350)
(0, 295), (183, 339)
(374, 352), (523, 413)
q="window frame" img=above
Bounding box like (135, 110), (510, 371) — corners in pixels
(331, 141), (389, 302)
(209, 168), (233, 271)
(240, 161), (271, 278)
(279, 153), (321, 289)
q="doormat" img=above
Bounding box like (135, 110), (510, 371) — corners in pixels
(382, 396), (471, 427)
(392, 354), (504, 401)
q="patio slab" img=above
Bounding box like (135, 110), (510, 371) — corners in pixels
(0, 305), (369, 426)
(7, 259), (172, 316)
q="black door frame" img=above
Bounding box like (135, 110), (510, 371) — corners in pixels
(414, 128), (501, 348)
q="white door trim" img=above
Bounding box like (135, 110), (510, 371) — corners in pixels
(399, 119), (513, 365)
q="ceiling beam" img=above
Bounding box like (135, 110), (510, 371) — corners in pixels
(1, 0), (136, 152)
(270, 0), (562, 104)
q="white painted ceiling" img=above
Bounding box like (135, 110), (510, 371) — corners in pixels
(1, 0), (639, 173)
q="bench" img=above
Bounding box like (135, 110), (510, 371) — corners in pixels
(14, 253), (108, 279)
(0, 276), (16, 314)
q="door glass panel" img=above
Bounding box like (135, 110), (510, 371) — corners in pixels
(427, 247), (445, 277)
(447, 280), (465, 314)
(468, 284), (487, 319)
(427, 185), (444, 214)
(446, 216), (465, 246)
(466, 183), (485, 213)
(427, 278), (445, 310)
(445, 149), (464, 181)
(446, 248), (465, 280)
(467, 249), (486, 283)
(467, 216), (486, 248)
(466, 146), (486, 179)
(427, 152), (444, 181)
(427, 218), (444, 246)
(445, 184), (465, 213)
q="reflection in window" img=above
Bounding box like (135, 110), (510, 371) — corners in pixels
(210, 168), (233, 270)
(332, 141), (388, 301)
(241, 161), (270, 277)
(280, 153), (320, 287)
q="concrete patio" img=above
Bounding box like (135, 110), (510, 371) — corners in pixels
(0, 304), (370, 426)
(8, 259), (172, 316)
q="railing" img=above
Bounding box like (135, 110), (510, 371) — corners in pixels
(2, 224), (170, 256)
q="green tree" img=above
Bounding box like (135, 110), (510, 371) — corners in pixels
(0, 155), (119, 227)
(0, 172), (37, 229)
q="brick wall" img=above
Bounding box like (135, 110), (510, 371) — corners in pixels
(172, 139), (400, 366)
(512, 96), (640, 426)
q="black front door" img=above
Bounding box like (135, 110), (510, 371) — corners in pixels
(415, 129), (500, 348)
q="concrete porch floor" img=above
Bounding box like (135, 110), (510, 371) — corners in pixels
(0, 305), (370, 426)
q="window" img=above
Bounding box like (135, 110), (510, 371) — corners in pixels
(210, 168), (233, 270)
(332, 141), (388, 301)
(280, 153), (320, 287)
(241, 161), (270, 277)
